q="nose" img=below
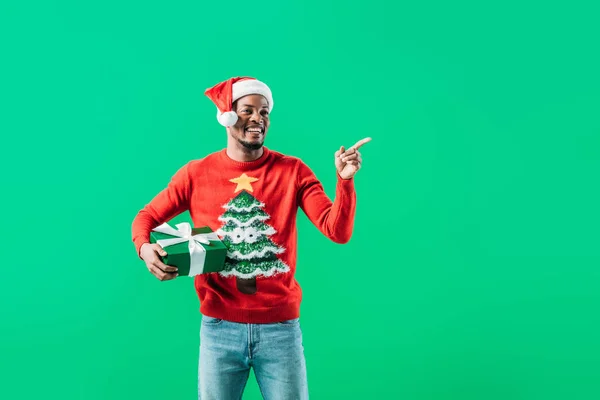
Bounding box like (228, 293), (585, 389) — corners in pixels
(250, 110), (264, 124)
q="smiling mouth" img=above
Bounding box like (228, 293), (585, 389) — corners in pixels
(245, 127), (264, 138)
(245, 126), (264, 134)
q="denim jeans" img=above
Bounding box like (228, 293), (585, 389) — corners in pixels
(198, 315), (309, 400)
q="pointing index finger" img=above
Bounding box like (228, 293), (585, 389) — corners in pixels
(350, 137), (372, 150)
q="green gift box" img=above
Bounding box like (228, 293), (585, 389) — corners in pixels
(150, 222), (227, 276)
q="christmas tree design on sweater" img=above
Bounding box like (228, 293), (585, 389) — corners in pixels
(216, 173), (290, 280)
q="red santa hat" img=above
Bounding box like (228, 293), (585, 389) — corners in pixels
(204, 77), (274, 127)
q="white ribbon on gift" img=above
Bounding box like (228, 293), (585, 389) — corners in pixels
(152, 222), (219, 276)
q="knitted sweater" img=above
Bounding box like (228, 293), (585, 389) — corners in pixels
(131, 147), (356, 323)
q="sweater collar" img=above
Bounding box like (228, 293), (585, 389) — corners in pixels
(219, 146), (271, 170)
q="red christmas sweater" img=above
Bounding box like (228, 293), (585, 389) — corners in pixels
(131, 147), (356, 323)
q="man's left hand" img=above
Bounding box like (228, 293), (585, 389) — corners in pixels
(335, 137), (371, 180)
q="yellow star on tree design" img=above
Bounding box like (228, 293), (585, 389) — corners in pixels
(229, 173), (259, 193)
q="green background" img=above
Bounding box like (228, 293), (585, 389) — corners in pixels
(1, 0), (599, 399)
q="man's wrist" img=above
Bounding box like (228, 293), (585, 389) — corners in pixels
(139, 242), (150, 259)
(337, 171), (354, 181)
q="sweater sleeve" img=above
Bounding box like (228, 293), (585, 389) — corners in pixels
(131, 163), (192, 258)
(296, 160), (356, 244)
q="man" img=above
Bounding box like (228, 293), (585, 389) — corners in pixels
(131, 76), (370, 399)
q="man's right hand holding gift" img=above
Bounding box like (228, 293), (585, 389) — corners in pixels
(140, 243), (178, 281)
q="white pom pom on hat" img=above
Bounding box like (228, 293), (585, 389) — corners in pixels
(204, 77), (274, 127)
(217, 111), (238, 127)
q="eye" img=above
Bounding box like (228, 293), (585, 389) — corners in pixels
(242, 109), (251, 114)
(261, 110), (269, 116)
(244, 227), (259, 243)
(230, 228), (245, 244)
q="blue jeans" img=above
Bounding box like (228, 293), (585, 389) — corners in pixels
(198, 315), (309, 400)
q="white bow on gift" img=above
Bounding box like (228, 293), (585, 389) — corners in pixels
(152, 222), (219, 276)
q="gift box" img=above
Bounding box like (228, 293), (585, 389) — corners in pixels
(150, 222), (227, 276)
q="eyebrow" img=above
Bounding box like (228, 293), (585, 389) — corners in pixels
(240, 104), (269, 108)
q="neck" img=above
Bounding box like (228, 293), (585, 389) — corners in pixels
(226, 136), (264, 162)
